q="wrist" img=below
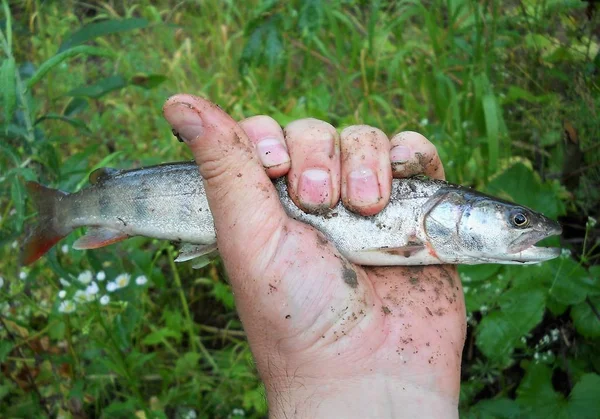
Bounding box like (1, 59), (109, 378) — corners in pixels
(265, 374), (459, 419)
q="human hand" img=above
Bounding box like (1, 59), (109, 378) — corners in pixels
(163, 95), (466, 419)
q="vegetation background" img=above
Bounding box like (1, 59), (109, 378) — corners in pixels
(1, 0), (599, 417)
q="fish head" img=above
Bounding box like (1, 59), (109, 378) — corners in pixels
(424, 189), (562, 264)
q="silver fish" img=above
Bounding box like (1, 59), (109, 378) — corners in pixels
(22, 161), (562, 266)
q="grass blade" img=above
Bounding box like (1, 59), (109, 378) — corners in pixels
(1, 0), (11, 53)
(59, 18), (150, 52)
(482, 93), (500, 174)
(66, 75), (128, 99)
(26, 46), (114, 89)
(1, 56), (16, 131)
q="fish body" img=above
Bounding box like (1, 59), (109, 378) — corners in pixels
(22, 161), (562, 266)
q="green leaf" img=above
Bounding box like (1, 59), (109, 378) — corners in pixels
(142, 328), (181, 346)
(11, 175), (24, 232)
(0, 341), (14, 362)
(211, 281), (235, 310)
(1, 0), (12, 53)
(175, 352), (201, 378)
(571, 297), (600, 338)
(476, 283), (546, 359)
(26, 46), (114, 89)
(569, 374), (600, 418)
(59, 18), (151, 52)
(66, 75), (128, 99)
(1, 56), (16, 130)
(63, 97), (88, 116)
(548, 258), (597, 305)
(130, 73), (167, 89)
(469, 397), (521, 418)
(482, 93), (500, 173)
(517, 363), (566, 418)
(486, 162), (566, 219)
(34, 114), (91, 133)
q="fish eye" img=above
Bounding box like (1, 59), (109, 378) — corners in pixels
(511, 211), (530, 228)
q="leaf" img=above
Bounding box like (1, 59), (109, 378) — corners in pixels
(469, 397), (521, 418)
(175, 352), (201, 378)
(59, 18), (151, 52)
(34, 114), (91, 133)
(264, 19), (284, 70)
(476, 283), (546, 360)
(11, 175), (24, 232)
(547, 258), (597, 305)
(0, 341), (14, 362)
(142, 328), (181, 346)
(298, 0), (324, 37)
(1, 56), (16, 130)
(571, 297), (600, 338)
(482, 93), (500, 174)
(63, 97), (89, 116)
(26, 46), (114, 89)
(66, 75), (128, 99)
(516, 363), (566, 418)
(130, 73), (167, 89)
(568, 374), (600, 418)
(211, 281), (235, 310)
(486, 162), (566, 219)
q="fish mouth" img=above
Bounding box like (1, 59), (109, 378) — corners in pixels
(505, 224), (563, 264)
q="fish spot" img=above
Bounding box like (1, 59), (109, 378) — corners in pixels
(381, 306), (391, 315)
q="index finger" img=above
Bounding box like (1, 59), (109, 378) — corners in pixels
(389, 131), (445, 180)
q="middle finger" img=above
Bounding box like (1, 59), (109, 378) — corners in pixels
(284, 118), (341, 213)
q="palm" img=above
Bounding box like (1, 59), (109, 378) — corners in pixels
(236, 219), (466, 398)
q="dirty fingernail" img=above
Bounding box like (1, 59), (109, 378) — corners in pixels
(257, 138), (290, 168)
(348, 168), (380, 207)
(298, 169), (332, 210)
(163, 102), (204, 143)
(390, 145), (412, 163)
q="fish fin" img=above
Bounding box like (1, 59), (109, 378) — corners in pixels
(345, 243), (441, 266)
(175, 243), (218, 263)
(72, 227), (129, 250)
(21, 181), (71, 266)
(89, 167), (121, 184)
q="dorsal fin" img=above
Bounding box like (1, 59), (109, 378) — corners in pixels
(89, 167), (121, 184)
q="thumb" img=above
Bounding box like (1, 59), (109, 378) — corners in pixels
(162, 94), (288, 268)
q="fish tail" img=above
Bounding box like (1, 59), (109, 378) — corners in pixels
(21, 181), (71, 265)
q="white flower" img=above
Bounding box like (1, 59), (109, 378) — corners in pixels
(59, 278), (71, 287)
(106, 282), (118, 292)
(550, 328), (560, 341)
(61, 244), (69, 254)
(85, 281), (99, 296)
(480, 305), (489, 313)
(96, 271), (106, 281)
(561, 248), (571, 258)
(58, 300), (76, 313)
(463, 286), (470, 293)
(0, 276), (3, 289)
(100, 295), (110, 305)
(231, 408), (245, 417)
(135, 275), (148, 286)
(420, 118), (429, 126)
(588, 216), (597, 228)
(58, 290), (67, 299)
(19, 270), (27, 280)
(77, 270), (93, 285)
(11, 241), (17, 249)
(74, 289), (94, 304)
(115, 273), (130, 289)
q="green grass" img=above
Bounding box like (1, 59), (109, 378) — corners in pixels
(1, 0), (599, 417)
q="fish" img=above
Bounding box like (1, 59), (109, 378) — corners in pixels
(21, 161), (563, 267)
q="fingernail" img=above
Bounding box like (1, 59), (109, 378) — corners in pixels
(163, 102), (203, 142)
(298, 169), (332, 210)
(390, 145), (412, 163)
(347, 168), (381, 206)
(257, 138), (290, 168)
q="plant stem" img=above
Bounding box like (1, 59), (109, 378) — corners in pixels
(168, 249), (219, 372)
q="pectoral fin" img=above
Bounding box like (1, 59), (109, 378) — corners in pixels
(175, 243), (218, 263)
(72, 227), (129, 249)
